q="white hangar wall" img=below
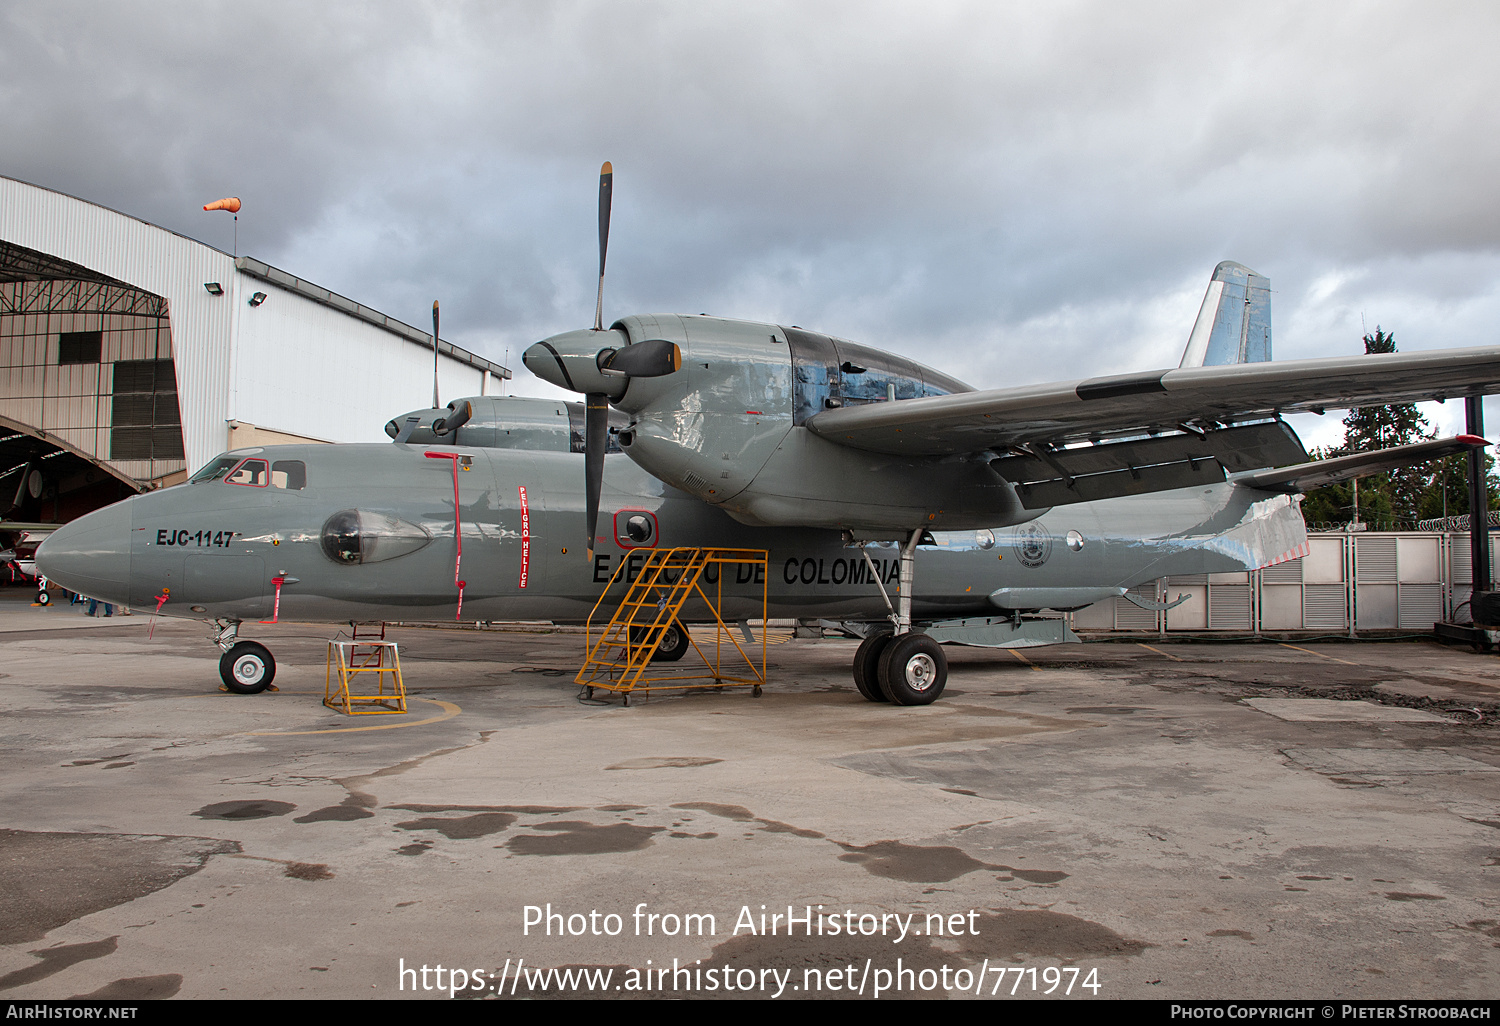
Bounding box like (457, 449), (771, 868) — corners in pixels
(226, 261), (488, 449)
(0, 176), (507, 480)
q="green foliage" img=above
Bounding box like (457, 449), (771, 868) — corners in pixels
(1301, 327), (1496, 528)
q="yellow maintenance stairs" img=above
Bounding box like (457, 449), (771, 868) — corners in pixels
(577, 547), (769, 704)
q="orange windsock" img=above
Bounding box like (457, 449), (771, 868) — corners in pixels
(203, 197), (241, 213)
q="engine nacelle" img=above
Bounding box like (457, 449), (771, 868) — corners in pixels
(524, 315), (1037, 533)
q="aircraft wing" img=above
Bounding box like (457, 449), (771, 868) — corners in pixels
(805, 346), (1500, 456)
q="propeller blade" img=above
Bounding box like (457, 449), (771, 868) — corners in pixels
(594, 161), (612, 332)
(585, 392), (609, 558)
(432, 300), (441, 409)
(603, 338), (681, 378)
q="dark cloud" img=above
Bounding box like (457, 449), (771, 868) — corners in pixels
(3, 0), (1499, 443)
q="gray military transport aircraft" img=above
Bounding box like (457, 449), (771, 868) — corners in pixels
(34, 165), (1500, 705)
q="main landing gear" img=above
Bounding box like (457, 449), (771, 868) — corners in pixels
(215, 620), (278, 694)
(847, 529), (948, 705)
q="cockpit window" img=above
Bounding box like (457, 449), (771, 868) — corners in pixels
(226, 459), (270, 487)
(190, 456), (241, 483)
(272, 460), (306, 490)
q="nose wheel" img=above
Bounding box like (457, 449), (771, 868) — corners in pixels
(220, 641), (277, 694)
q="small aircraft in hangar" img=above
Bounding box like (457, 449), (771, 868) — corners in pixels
(36, 164), (1500, 705)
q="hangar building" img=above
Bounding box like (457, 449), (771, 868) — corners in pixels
(0, 175), (508, 535)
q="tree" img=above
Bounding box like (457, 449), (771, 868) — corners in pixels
(1302, 328), (1431, 528)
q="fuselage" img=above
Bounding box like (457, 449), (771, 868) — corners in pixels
(36, 440), (1305, 626)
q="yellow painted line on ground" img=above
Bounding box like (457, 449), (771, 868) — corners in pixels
(1007, 648), (1042, 671)
(1138, 643), (1184, 662)
(247, 697), (461, 736)
(1278, 643), (1360, 666)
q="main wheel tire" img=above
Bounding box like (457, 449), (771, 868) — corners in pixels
(220, 641), (276, 694)
(632, 621), (690, 662)
(654, 621), (690, 662)
(852, 631), (893, 702)
(35, 590), (50, 606)
(877, 633), (947, 705)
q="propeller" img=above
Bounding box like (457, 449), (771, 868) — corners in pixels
(575, 163), (681, 558)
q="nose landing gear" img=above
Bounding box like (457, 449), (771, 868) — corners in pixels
(214, 620), (277, 694)
(221, 641), (277, 694)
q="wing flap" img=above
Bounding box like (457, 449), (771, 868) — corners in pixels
(1014, 456), (1225, 509)
(991, 420), (1306, 483)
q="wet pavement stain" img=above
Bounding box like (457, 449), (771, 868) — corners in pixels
(0, 830), (240, 944)
(192, 800), (296, 821)
(390, 803), (579, 815)
(395, 813), (518, 840)
(283, 862), (335, 881)
(294, 804), (375, 824)
(72, 974), (182, 1000)
(606, 757), (724, 770)
(0, 936), (118, 992)
(1207, 929), (1255, 940)
(1385, 892), (1446, 901)
(671, 802), (825, 838)
(505, 821), (663, 856)
(836, 840), (997, 883)
(396, 841), (433, 856)
(672, 802), (754, 822)
(972, 909), (1150, 959)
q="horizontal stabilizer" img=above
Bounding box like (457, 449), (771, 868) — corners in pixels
(1233, 435), (1488, 493)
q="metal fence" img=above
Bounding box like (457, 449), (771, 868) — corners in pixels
(1069, 531), (1492, 636)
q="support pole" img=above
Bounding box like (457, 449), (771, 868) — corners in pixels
(1467, 396), (1492, 610)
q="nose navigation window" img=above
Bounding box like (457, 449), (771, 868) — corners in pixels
(320, 509), (432, 565)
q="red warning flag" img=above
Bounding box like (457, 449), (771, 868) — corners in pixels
(203, 197), (241, 213)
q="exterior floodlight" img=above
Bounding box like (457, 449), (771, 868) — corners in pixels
(248, 292), (267, 307)
(204, 282), (223, 295)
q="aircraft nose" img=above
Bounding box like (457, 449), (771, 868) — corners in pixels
(35, 500), (134, 605)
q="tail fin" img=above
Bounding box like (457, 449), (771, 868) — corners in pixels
(1179, 261), (1271, 368)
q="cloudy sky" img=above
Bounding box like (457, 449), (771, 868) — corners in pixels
(4, 1), (1498, 448)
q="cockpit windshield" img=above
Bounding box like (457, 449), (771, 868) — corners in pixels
(190, 456), (240, 483)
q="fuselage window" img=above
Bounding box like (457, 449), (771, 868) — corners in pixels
(271, 460), (307, 490)
(226, 459), (270, 487)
